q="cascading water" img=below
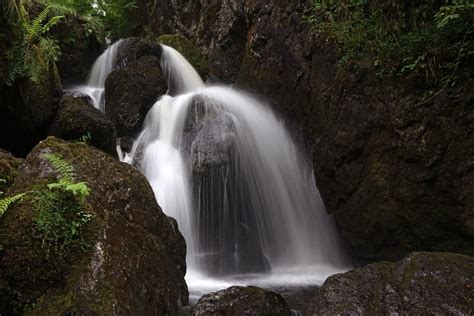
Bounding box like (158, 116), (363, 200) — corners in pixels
(122, 44), (351, 299)
(69, 39), (123, 111)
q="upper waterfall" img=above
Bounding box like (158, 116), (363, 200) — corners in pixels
(69, 39), (123, 111)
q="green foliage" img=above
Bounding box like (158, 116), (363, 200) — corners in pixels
(306, 0), (474, 87)
(4, 4), (63, 85)
(32, 188), (92, 257)
(33, 153), (92, 256)
(0, 193), (26, 217)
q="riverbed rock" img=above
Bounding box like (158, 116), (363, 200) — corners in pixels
(0, 137), (188, 314)
(50, 95), (116, 156)
(137, 0), (474, 262)
(105, 42), (166, 138)
(193, 286), (291, 316)
(309, 252), (474, 315)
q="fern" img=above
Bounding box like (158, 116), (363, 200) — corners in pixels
(41, 153), (75, 182)
(0, 193), (26, 217)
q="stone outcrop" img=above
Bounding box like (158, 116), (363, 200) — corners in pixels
(309, 252), (474, 315)
(193, 286), (291, 316)
(0, 137), (188, 314)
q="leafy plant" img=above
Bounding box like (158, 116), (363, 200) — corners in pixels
(5, 4), (63, 85)
(33, 153), (92, 256)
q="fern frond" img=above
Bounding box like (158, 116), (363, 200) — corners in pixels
(41, 15), (64, 34)
(0, 193), (26, 217)
(41, 153), (75, 182)
(25, 7), (49, 43)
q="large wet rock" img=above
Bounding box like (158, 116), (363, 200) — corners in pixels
(114, 37), (162, 67)
(105, 39), (166, 138)
(50, 95), (116, 156)
(183, 96), (270, 276)
(0, 137), (188, 314)
(0, 150), (23, 193)
(138, 0), (474, 262)
(193, 286), (291, 316)
(309, 252), (474, 315)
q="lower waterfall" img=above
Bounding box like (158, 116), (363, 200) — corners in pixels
(120, 44), (351, 299)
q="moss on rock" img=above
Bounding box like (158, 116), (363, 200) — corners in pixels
(157, 34), (208, 78)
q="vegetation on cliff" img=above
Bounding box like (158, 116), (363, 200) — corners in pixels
(307, 0), (473, 90)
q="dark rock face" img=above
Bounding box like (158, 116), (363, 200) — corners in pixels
(105, 40), (167, 138)
(0, 150), (23, 193)
(309, 252), (474, 315)
(193, 286), (291, 316)
(0, 137), (188, 314)
(0, 66), (62, 157)
(51, 14), (105, 85)
(50, 95), (117, 156)
(139, 0), (474, 262)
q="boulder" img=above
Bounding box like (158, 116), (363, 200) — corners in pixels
(50, 95), (117, 156)
(183, 96), (270, 276)
(0, 137), (188, 314)
(105, 55), (167, 138)
(114, 37), (162, 67)
(193, 286), (291, 316)
(0, 150), (23, 193)
(157, 34), (208, 78)
(309, 252), (474, 315)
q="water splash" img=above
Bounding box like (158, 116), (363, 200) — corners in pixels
(68, 39), (123, 111)
(123, 44), (351, 288)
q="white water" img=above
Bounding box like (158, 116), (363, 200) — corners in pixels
(121, 44), (351, 296)
(68, 39), (123, 111)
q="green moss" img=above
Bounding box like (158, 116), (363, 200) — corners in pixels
(157, 34), (208, 77)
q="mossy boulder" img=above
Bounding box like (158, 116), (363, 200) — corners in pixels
(193, 286), (291, 316)
(105, 55), (167, 138)
(0, 137), (188, 314)
(0, 150), (23, 192)
(157, 34), (208, 78)
(309, 252), (474, 315)
(50, 95), (116, 156)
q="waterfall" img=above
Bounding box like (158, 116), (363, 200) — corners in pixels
(69, 39), (123, 111)
(122, 44), (351, 296)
